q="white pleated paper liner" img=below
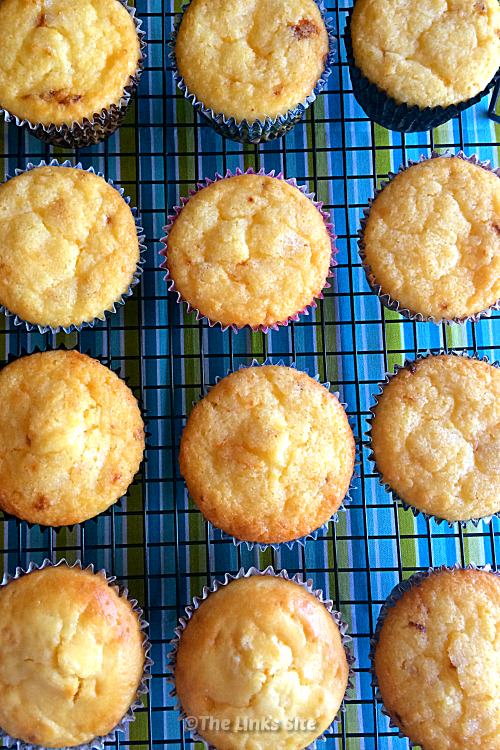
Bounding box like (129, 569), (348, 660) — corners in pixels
(160, 168), (338, 333)
(167, 566), (355, 750)
(366, 349), (500, 528)
(169, 0), (335, 144)
(358, 150), (500, 324)
(182, 358), (359, 551)
(0, 0), (146, 148)
(344, 6), (500, 133)
(0, 558), (153, 750)
(0, 159), (146, 335)
(369, 563), (498, 748)
(0, 346), (148, 533)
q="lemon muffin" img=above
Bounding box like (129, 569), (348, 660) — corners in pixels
(180, 365), (355, 544)
(0, 350), (145, 527)
(370, 354), (500, 523)
(175, 0), (331, 141)
(0, 165), (141, 331)
(174, 574), (350, 750)
(373, 567), (500, 750)
(348, 0), (500, 131)
(0, 563), (146, 748)
(0, 0), (143, 144)
(165, 174), (333, 330)
(360, 156), (500, 321)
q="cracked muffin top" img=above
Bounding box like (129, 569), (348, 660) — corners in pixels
(370, 354), (500, 522)
(0, 564), (145, 748)
(374, 568), (500, 750)
(0, 165), (140, 330)
(166, 174), (333, 329)
(0, 0), (141, 126)
(0, 350), (145, 527)
(362, 156), (500, 321)
(179, 365), (355, 544)
(175, 575), (349, 750)
(175, 0), (329, 121)
(351, 0), (500, 109)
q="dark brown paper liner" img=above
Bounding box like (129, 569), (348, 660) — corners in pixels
(0, 0), (146, 148)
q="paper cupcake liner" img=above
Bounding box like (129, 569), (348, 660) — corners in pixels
(169, 0), (335, 144)
(358, 150), (500, 324)
(167, 566), (355, 750)
(0, 557), (152, 750)
(366, 348), (500, 527)
(182, 358), (358, 551)
(369, 563), (498, 747)
(345, 9), (500, 133)
(0, 346), (148, 532)
(0, 159), (146, 334)
(0, 0), (146, 148)
(160, 168), (337, 332)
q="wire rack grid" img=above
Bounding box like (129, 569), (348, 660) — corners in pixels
(0, 1), (498, 749)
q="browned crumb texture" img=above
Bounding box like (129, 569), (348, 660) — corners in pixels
(374, 569), (500, 750)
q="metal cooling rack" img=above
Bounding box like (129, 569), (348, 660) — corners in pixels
(0, 1), (498, 749)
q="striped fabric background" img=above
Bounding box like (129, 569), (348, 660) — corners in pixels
(0, 1), (498, 749)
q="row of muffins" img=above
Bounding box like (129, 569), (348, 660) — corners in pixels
(0, 349), (497, 533)
(0, 559), (496, 750)
(0, 0), (498, 145)
(0, 152), (498, 333)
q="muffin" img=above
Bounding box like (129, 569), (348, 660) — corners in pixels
(0, 562), (147, 748)
(0, 350), (145, 527)
(174, 0), (332, 142)
(0, 0), (144, 147)
(163, 173), (334, 330)
(174, 573), (350, 750)
(369, 354), (500, 524)
(360, 155), (500, 322)
(347, 0), (500, 132)
(373, 567), (500, 750)
(0, 165), (142, 332)
(180, 365), (355, 545)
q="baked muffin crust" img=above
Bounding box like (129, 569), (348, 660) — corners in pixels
(370, 354), (500, 522)
(362, 157), (500, 320)
(0, 0), (141, 126)
(166, 174), (332, 329)
(351, 0), (500, 109)
(374, 568), (500, 750)
(175, 575), (349, 750)
(0, 166), (140, 330)
(180, 365), (355, 544)
(0, 565), (146, 748)
(0, 350), (145, 527)
(176, 0), (329, 121)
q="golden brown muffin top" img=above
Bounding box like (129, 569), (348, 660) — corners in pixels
(362, 156), (500, 320)
(175, 575), (349, 750)
(176, 0), (329, 121)
(0, 0), (141, 126)
(0, 350), (145, 527)
(351, 0), (500, 108)
(374, 568), (500, 750)
(0, 565), (146, 748)
(370, 354), (500, 522)
(166, 174), (332, 329)
(180, 365), (355, 544)
(0, 165), (140, 330)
